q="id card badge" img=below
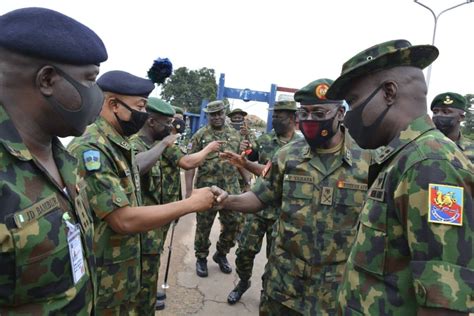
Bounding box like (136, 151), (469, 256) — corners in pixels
(65, 217), (86, 284)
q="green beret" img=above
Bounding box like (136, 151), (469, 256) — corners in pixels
(173, 106), (184, 115)
(327, 39), (439, 99)
(146, 97), (175, 116)
(273, 100), (297, 111)
(204, 100), (227, 113)
(431, 92), (467, 111)
(227, 108), (248, 117)
(294, 78), (342, 105)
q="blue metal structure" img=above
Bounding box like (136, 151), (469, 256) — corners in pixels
(216, 73), (277, 133)
(187, 73), (294, 135)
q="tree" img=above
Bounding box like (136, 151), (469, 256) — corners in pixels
(160, 67), (217, 113)
(462, 94), (474, 140)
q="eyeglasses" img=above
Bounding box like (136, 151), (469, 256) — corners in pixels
(296, 107), (338, 120)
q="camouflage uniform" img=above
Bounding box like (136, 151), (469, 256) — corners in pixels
(337, 116), (474, 315)
(457, 134), (474, 163)
(68, 116), (142, 315)
(129, 133), (167, 316)
(190, 123), (242, 258)
(236, 130), (301, 282)
(0, 106), (95, 315)
(252, 132), (371, 315)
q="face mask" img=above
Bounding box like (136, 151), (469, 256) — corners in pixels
(114, 99), (149, 136)
(433, 116), (456, 135)
(299, 112), (338, 148)
(155, 121), (172, 140)
(272, 118), (289, 135)
(343, 84), (389, 149)
(230, 121), (244, 131)
(44, 66), (104, 135)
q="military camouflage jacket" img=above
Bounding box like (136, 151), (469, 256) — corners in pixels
(160, 142), (185, 203)
(255, 130), (301, 221)
(68, 116), (142, 309)
(252, 131), (370, 314)
(457, 133), (474, 164)
(130, 133), (167, 255)
(0, 106), (94, 315)
(189, 123), (241, 193)
(338, 115), (474, 315)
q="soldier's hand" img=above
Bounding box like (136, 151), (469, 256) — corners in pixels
(189, 187), (215, 212)
(239, 140), (251, 152)
(219, 150), (246, 168)
(211, 185), (228, 206)
(205, 140), (226, 153)
(162, 133), (180, 147)
(240, 125), (249, 136)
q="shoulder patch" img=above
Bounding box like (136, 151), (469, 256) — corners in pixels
(428, 184), (463, 226)
(83, 150), (101, 171)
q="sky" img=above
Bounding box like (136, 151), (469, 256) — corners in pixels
(2, 0), (473, 121)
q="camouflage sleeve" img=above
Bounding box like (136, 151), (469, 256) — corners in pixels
(163, 145), (185, 167)
(72, 144), (131, 219)
(394, 160), (473, 311)
(251, 149), (284, 208)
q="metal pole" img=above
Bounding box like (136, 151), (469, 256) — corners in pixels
(161, 220), (177, 290)
(414, 0), (473, 89)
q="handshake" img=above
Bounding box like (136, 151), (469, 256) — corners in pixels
(187, 186), (229, 212)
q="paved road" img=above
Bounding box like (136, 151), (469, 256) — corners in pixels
(155, 212), (267, 315)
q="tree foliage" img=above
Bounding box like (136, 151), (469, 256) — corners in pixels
(160, 67), (217, 114)
(462, 94), (474, 140)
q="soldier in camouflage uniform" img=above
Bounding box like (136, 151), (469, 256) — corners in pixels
(326, 39), (474, 315)
(212, 79), (371, 315)
(431, 92), (474, 163)
(222, 101), (301, 304)
(68, 71), (216, 315)
(0, 8), (107, 314)
(186, 100), (244, 277)
(130, 97), (222, 314)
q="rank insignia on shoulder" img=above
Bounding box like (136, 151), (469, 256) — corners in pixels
(83, 150), (101, 171)
(428, 184), (463, 226)
(261, 161), (272, 178)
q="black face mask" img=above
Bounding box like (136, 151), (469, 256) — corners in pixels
(344, 84), (389, 149)
(114, 99), (149, 136)
(433, 116), (457, 135)
(299, 111), (339, 148)
(272, 118), (289, 135)
(155, 121), (172, 140)
(230, 121), (244, 131)
(172, 118), (186, 134)
(44, 66), (104, 136)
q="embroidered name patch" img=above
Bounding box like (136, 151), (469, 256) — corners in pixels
(337, 181), (368, 191)
(14, 194), (60, 228)
(284, 174), (314, 183)
(83, 150), (101, 171)
(428, 184), (463, 226)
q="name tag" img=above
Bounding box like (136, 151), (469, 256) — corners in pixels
(284, 174), (314, 183)
(337, 181), (368, 191)
(14, 195), (60, 228)
(65, 219), (86, 284)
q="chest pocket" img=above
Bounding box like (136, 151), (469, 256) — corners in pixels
(352, 197), (388, 276)
(333, 180), (367, 231)
(281, 174), (314, 216)
(9, 195), (78, 303)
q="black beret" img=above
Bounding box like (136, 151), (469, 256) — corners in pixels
(0, 7), (107, 65)
(97, 70), (155, 97)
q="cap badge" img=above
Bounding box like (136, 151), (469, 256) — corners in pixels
(315, 84), (329, 100)
(443, 96), (454, 105)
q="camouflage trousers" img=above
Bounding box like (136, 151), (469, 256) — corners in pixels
(194, 209), (240, 258)
(235, 212), (276, 281)
(259, 292), (302, 316)
(96, 304), (139, 316)
(136, 254), (162, 316)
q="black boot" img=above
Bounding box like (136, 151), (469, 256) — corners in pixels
(196, 258), (208, 277)
(155, 299), (165, 310)
(156, 291), (166, 300)
(227, 280), (251, 304)
(212, 252), (232, 274)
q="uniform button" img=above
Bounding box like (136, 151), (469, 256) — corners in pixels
(116, 197), (122, 203)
